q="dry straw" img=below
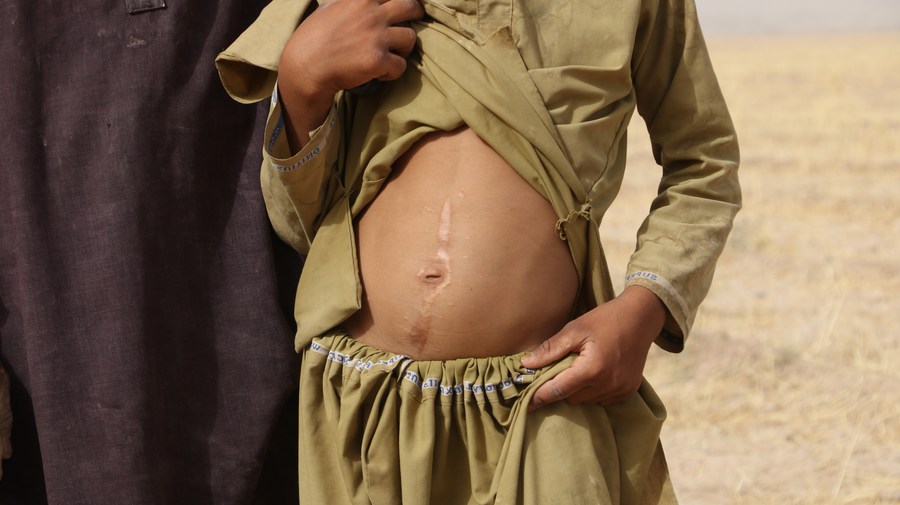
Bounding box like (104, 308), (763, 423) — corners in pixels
(602, 33), (900, 505)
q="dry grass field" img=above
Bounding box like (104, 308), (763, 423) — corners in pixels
(601, 33), (900, 504)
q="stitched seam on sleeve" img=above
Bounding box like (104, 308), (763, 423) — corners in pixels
(267, 107), (337, 173)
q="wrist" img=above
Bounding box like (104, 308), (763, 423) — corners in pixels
(277, 45), (340, 131)
(619, 285), (667, 338)
(276, 74), (336, 152)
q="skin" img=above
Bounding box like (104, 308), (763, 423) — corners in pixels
(278, 0), (424, 150)
(345, 127), (582, 360)
(278, 0), (668, 407)
(521, 285), (665, 409)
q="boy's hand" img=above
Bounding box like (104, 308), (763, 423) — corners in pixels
(521, 285), (666, 408)
(278, 0), (424, 144)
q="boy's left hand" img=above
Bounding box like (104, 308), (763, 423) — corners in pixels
(521, 285), (666, 408)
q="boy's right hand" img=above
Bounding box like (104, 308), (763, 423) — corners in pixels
(278, 0), (424, 146)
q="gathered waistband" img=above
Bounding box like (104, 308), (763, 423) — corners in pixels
(307, 331), (557, 405)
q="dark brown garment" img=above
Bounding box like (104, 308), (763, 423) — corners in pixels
(0, 1), (300, 504)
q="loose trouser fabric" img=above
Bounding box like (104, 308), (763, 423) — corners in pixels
(300, 333), (677, 505)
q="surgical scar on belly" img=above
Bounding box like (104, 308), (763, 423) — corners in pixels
(410, 199), (453, 338)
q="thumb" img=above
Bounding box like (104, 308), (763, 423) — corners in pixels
(521, 325), (578, 369)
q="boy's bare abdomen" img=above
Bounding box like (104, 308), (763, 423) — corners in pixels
(345, 128), (579, 359)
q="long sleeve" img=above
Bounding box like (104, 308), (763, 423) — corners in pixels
(215, 0), (741, 352)
(214, 0), (346, 254)
(626, 0), (742, 350)
(260, 93), (349, 254)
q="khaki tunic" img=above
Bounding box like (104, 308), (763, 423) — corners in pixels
(216, 0), (740, 503)
(217, 0), (742, 353)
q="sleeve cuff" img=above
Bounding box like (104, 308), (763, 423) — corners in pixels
(264, 87), (338, 173)
(624, 271), (690, 352)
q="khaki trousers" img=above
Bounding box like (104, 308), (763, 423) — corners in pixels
(299, 332), (677, 505)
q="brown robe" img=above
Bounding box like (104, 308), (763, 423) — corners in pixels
(0, 1), (300, 503)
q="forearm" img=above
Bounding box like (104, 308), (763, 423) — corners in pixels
(277, 39), (340, 152)
(278, 84), (337, 152)
(617, 284), (667, 343)
(627, 0), (741, 346)
(260, 94), (344, 254)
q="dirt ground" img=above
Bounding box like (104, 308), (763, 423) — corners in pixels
(600, 32), (900, 504)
